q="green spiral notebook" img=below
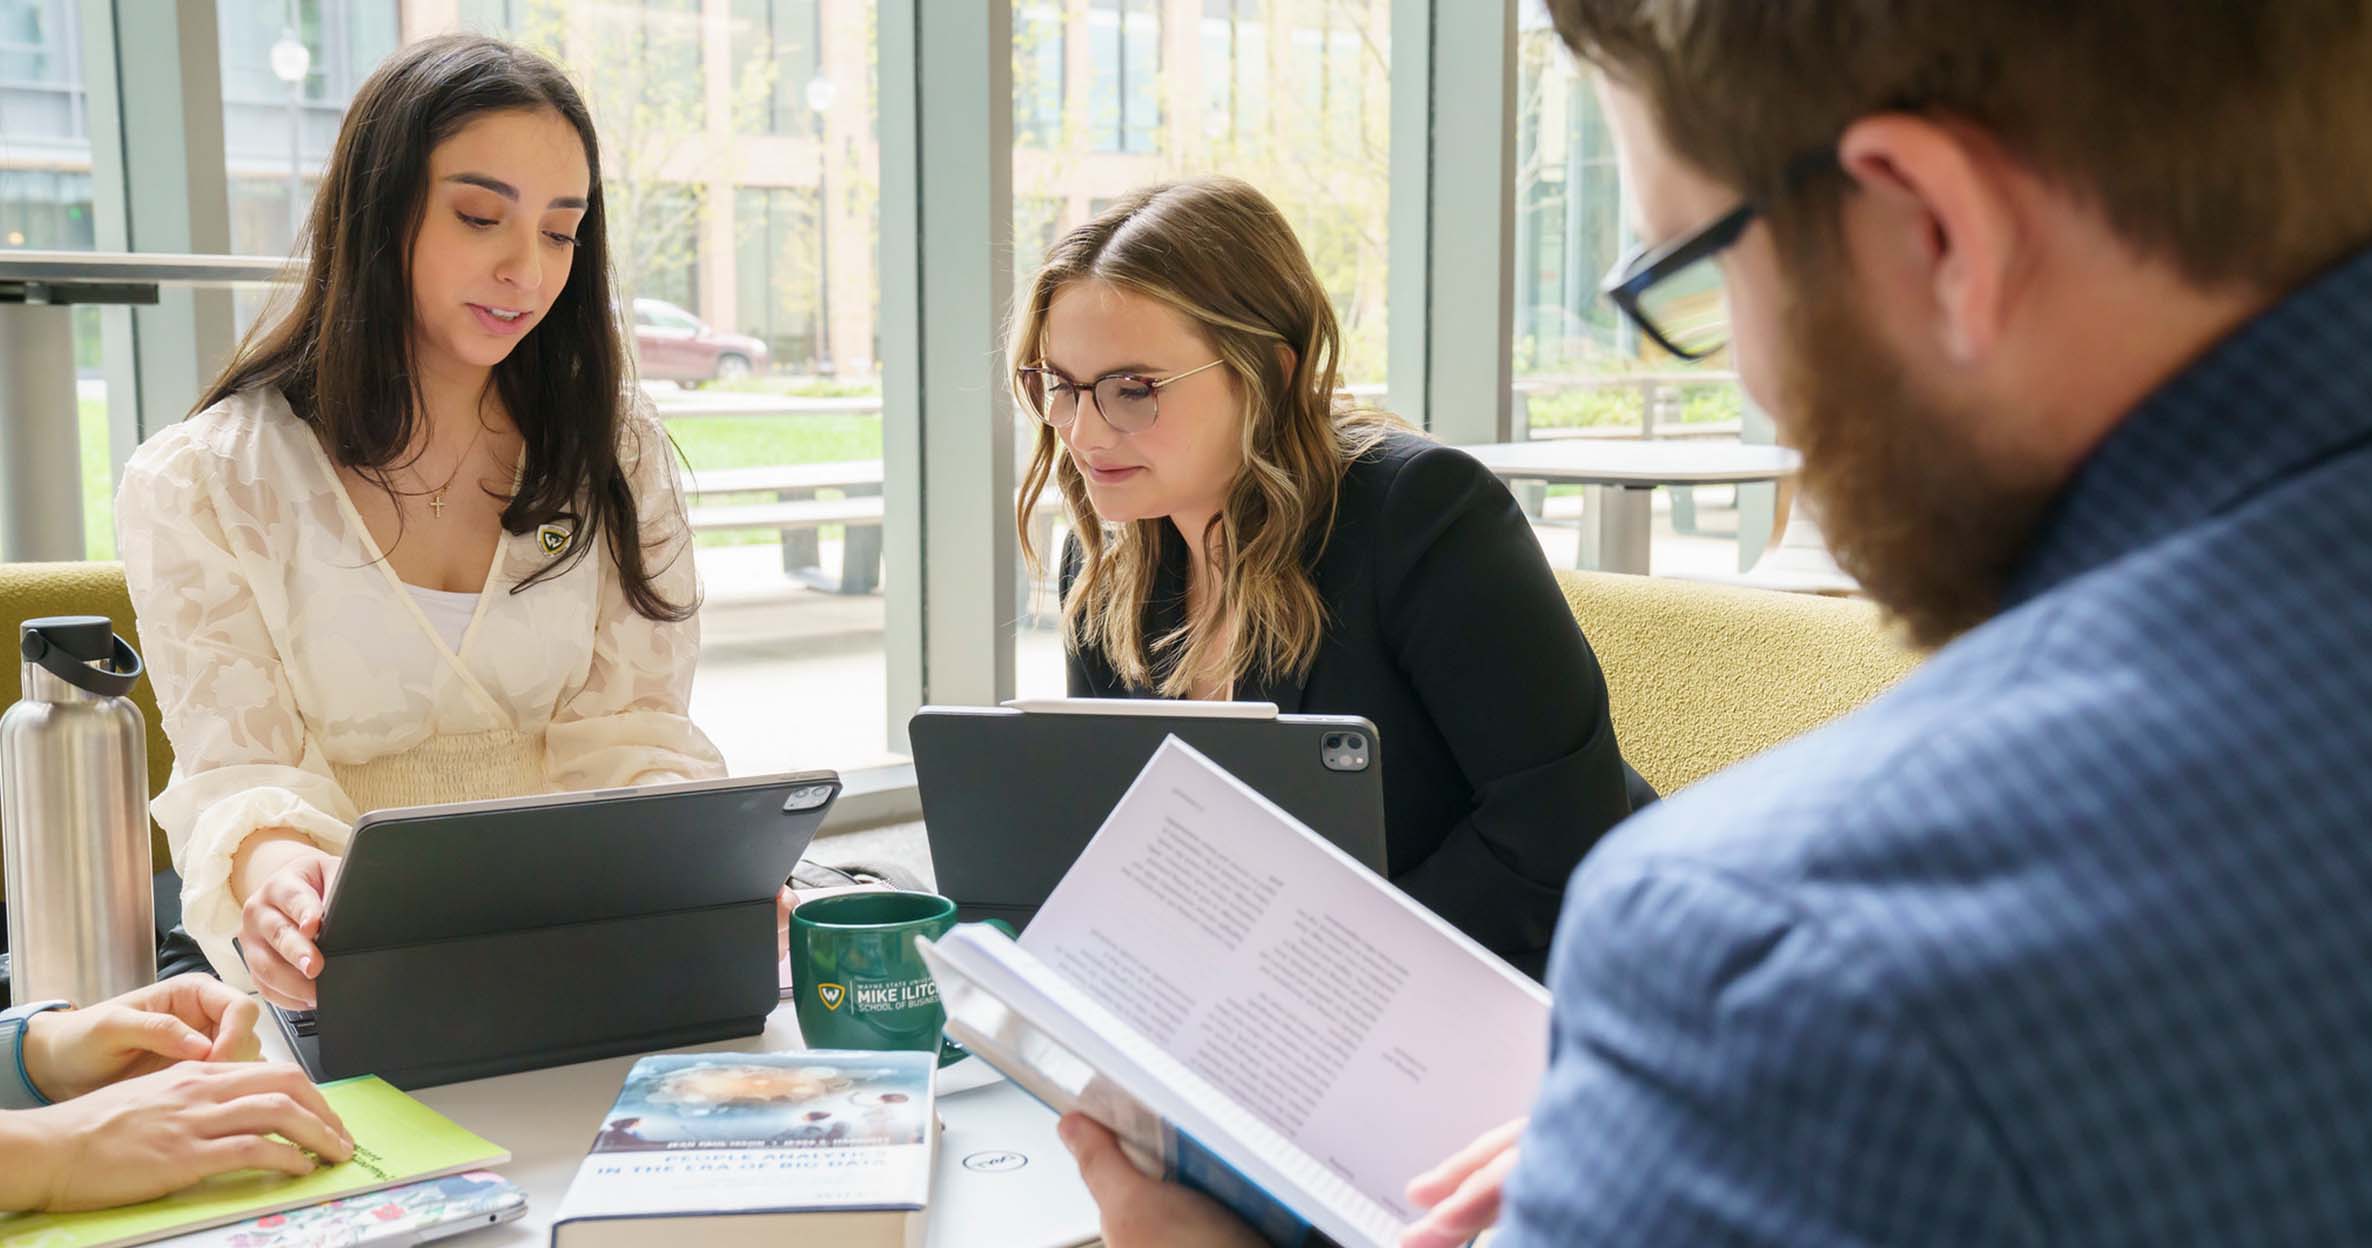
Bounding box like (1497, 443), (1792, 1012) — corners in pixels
(0, 1075), (508, 1248)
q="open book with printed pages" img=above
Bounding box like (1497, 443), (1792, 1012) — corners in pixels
(917, 736), (1551, 1248)
(0, 1076), (507, 1248)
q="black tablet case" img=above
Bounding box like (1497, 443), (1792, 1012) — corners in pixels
(305, 772), (838, 1089)
(910, 707), (1384, 931)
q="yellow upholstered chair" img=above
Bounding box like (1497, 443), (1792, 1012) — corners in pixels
(0, 561), (177, 898)
(1556, 570), (1923, 795)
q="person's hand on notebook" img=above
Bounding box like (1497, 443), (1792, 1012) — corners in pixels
(1059, 1113), (1264, 1248)
(238, 844), (342, 1010)
(1399, 1116), (1525, 1248)
(0, 1061), (353, 1213)
(17, 975), (264, 1103)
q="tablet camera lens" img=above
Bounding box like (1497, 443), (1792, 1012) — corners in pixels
(1326, 734), (1343, 749)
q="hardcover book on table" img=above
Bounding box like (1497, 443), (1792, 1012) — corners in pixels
(551, 1050), (937, 1247)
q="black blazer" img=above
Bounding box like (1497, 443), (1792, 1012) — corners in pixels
(1063, 429), (1651, 977)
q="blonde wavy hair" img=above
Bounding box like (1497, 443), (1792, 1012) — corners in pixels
(1013, 177), (1405, 697)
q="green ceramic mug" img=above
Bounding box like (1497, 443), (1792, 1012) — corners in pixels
(788, 891), (1010, 1067)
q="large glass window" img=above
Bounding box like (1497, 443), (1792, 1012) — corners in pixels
(1087, 0), (1162, 154)
(0, 169), (90, 249)
(1012, 192), (1061, 291)
(734, 184), (822, 365)
(1512, 3), (1627, 387)
(0, 0), (82, 145)
(456, 0), (527, 32)
(732, 0), (820, 136)
(1511, 0), (1750, 572)
(1014, 2), (1064, 148)
(1199, 0), (1267, 147)
(152, 1), (901, 775)
(218, 0), (400, 336)
(2, 0), (91, 246)
(629, 183), (705, 313)
(1011, 0), (1391, 699)
(1, 0), (112, 559)
(1013, 0), (1388, 384)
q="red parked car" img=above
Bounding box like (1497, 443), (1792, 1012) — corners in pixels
(630, 297), (771, 385)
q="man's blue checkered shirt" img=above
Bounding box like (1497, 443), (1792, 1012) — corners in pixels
(1501, 245), (2372, 1246)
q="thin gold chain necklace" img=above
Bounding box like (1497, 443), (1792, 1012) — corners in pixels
(423, 418), (490, 519)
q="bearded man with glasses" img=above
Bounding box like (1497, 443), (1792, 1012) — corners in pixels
(1061, 3), (2372, 1246)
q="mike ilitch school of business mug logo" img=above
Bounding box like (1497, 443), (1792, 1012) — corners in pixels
(812, 979), (940, 1013)
(814, 978), (939, 1014)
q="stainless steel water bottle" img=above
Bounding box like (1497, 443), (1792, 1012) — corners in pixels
(1, 616), (154, 1006)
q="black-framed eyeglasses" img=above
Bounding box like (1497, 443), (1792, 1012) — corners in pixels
(1015, 358), (1225, 434)
(1601, 147), (1838, 362)
(1602, 203), (1756, 362)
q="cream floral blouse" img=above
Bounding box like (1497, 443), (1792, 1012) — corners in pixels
(117, 386), (725, 986)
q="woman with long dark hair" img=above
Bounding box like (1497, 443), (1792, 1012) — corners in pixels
(115, 35), (723, 1009)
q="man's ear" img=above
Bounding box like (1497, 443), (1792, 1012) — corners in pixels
(1836, 114), (2020, 364)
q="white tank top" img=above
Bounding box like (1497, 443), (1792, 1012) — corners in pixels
(404, 582), (482, 653)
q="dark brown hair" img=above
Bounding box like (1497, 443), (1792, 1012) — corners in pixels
(198, 34), (688, 621)
(1547, 2), (2372, 291)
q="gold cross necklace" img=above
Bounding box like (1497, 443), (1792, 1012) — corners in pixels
(423, 418), (490, 519)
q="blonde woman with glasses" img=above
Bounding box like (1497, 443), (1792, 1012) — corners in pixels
(1013, 177), (1652, 978)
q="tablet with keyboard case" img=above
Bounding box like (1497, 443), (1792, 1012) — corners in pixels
(911, 701), (1383, 931)
(268, 772), (838, 1089)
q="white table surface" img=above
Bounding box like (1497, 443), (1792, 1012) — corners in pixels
(256, 1004), (1102, 1248)
(1462, 438), (1802, 486)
